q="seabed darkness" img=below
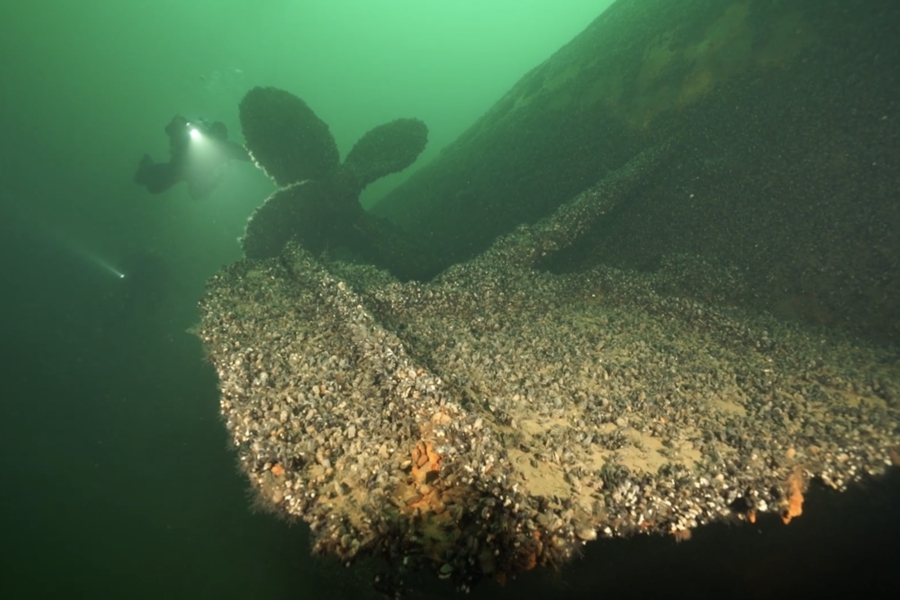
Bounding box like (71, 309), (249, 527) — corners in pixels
(197, 146), (900, 590)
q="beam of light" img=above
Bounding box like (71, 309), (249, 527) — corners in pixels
(64, 241), (127, 279)
(189, 126), (202, 141)
(52, 234), (127, 279)
(3, 198), (128, 280)
(85, 253), (126, 279)
(47, 235), (128, 280)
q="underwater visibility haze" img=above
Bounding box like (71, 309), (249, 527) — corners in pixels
(2, 1), (900, 599)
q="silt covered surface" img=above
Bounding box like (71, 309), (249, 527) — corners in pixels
(373, 0), (900, 344)
(198, 145), (900, 588)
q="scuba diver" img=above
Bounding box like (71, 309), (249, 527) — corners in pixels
(133, 116), (251, 199)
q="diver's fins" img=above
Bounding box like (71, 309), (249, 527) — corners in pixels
(133, 154), (155, 185)
(134, 155), (180, 194)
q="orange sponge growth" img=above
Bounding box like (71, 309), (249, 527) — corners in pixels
(781, 469), (805, 524)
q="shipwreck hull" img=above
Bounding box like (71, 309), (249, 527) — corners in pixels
(199, 146), (899, 587)
(375, 0), (900, 343)
(198, 0), (900, 591)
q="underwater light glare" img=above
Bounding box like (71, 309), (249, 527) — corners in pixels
(189, 127), (202, 141)
(85, 252), (126, 279)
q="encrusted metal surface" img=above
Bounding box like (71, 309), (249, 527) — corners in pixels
(198, 145), (900, 589)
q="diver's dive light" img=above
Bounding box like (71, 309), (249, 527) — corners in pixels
(55, 234), (127, 279)
(186, 118), (213, 142)
(69, 240), (125, 279)
(89, 254), (126, 279)
(5, 199), (127, 280)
